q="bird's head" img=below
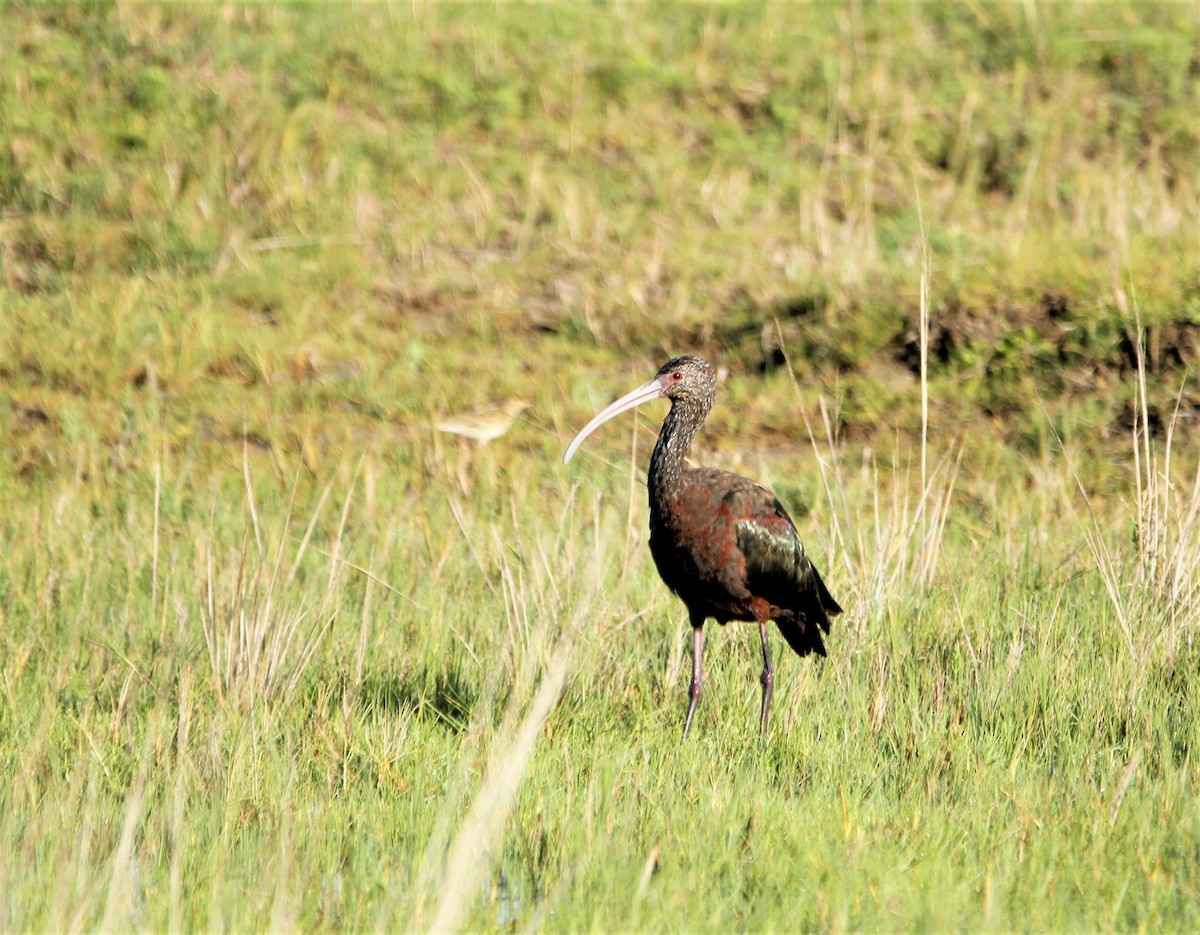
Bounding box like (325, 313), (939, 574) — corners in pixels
(655, 355), (716, 404)
(562, 355), (717, 464)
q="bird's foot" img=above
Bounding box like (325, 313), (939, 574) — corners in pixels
(683, 677), (702, 738)
(758, 669), (775, 734)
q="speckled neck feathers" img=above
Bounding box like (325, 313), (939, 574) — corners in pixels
(649, 394), (712, 518)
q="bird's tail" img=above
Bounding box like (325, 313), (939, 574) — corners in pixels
(776, 565), (842, 658)
(775, 611), (828, 657)
(811, 563), (843, 621)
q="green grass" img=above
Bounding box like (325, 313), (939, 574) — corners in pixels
(3, 1), (1200, 930)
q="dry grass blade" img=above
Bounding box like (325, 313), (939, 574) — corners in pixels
(449, 495), (498, 598)
(94, 716), (158, 933)
(793, 389), (961, 629)
(1072, 303), (1200, 661)
(1108, 749), (1143, 827)
(779, 216), (961, 628)
(1130, 332), (1200, 654)
(423, 648), (570, 934)
(199, 470), (352, 711)
(1075, 473), (1137, 660)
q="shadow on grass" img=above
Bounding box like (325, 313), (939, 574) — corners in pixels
(359, 664), (479, 733)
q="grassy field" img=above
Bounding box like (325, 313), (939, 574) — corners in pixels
(3, 1), (1200, 930)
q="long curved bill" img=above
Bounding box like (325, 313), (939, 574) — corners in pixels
(562, 376), (666, 464)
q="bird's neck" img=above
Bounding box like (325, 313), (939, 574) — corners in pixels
(649, 398), (708, 515)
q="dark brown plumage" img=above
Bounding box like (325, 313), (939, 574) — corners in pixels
(564, 355), (841, 736)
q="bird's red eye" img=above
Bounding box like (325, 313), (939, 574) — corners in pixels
(671, 371), (683, 381)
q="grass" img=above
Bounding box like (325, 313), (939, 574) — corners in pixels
(3, 0), (1200, 930)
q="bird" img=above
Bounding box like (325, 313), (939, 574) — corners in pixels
(436, 398), (530, 493)
(563, 355), (841, 737)
(435, 398), (530, 443)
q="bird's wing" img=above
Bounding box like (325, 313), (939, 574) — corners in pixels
(733, 493), (810, 593)
(729, 483), (840, 618)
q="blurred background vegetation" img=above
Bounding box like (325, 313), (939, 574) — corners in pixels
(4, 0), (1198, 486)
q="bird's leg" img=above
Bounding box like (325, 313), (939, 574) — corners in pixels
(683, 623), (704, 738)
(454, 441), (471, 495)
(758, 620), (775, 734)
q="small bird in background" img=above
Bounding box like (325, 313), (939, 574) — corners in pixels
(436, 398), (530, 491)
(563, 356), (840, 737)
(436, 398), (531, 443)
